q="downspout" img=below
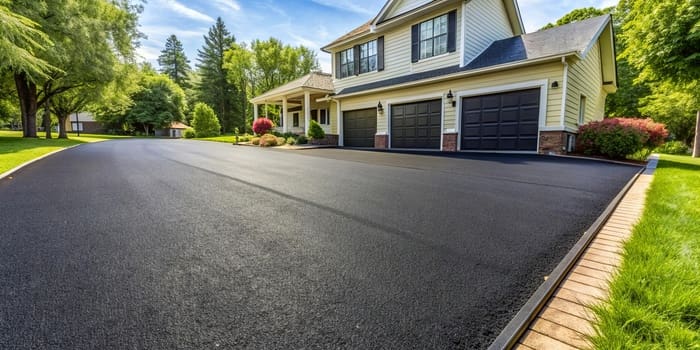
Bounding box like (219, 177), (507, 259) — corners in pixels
(559, 56), (569, 129)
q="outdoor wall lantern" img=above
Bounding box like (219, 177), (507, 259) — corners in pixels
(551, 81), (559, 88)
(377, 101), (384, 114)
(446, 90), (455, 107)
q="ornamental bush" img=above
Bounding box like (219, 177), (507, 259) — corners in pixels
(252, 117), (274, 135)
(297, 135), (308, 144)
(655, 140), (689, 155)
(307, 120), (325, 140)
(191, 103), (221, 138)
(577, 119), (646, 159)
(251, 137), (260, 145)
(183, 128), (195, 139)
(617, 118), (668, 148)
(286, 136), (296, 145)
(259, 133), (278, 147)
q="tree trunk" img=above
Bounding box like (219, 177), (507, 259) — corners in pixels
(693, 110), (700, 158)
(14, 72), (38, 138)
(43, 99), (52, 139)
(143, 123), (150, 136)
(57, 114), (68, 138)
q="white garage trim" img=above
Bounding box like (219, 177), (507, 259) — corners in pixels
(386, 93), (444, 149)
(454, 79), (549, 152)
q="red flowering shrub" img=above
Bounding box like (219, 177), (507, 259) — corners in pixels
(252, 117), (274, 135)
(577, 118), (669, 159)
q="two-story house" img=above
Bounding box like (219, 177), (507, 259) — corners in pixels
(249, 0), (617, 154)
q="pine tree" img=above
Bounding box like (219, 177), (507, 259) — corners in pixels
(158, 35), (191, 88)
(196, 17), (241, 133)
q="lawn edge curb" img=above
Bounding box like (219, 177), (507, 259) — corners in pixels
(0, 144), (82, 180)
(487, 163), (646, 350)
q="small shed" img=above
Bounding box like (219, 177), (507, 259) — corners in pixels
(156, 121), (189, 138)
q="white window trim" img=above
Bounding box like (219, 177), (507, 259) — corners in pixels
(454, 79), (549, 152)
(418, 13), (449, 60)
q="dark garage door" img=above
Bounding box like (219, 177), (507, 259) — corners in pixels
(343, 108), (377, 147)
(391, 99), (441, 149)
(461, 88), (540, 151)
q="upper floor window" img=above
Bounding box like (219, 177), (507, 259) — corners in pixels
(339, 48), (354, 78)
(359, 40), (377, 74)
(419, 14), (448, 59)
(578, 95), (587, 125)
(411, 10), (456, 63)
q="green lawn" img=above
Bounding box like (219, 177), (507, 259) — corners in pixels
(0, 130), (132, 174)
(194, 133), (253, 143)
(592, 155), (700, 348)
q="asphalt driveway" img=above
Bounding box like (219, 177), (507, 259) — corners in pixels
(0, 140), (641, 349)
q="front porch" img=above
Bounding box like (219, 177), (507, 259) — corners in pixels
(249, 72), (338, 141)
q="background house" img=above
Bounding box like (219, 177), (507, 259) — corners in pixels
(155, 121), (189, 138)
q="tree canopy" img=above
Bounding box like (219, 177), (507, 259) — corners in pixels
(158, 35), (191, 89)
(540, 7), (613, 30)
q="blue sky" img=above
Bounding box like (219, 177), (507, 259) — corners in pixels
(137, 0), (618, 73)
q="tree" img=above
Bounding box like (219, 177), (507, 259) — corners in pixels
(540, 7), (612, 30)
(196, 17), (240, 133)
(158, 35), (191, 88)
(126, 73), (186, 136)
(639, 81), (699, 145)
(620, 0), (700, 156)
(9, 0), (142, 138)
(191, 102), (220, 137)
(0, 0), (55, 82)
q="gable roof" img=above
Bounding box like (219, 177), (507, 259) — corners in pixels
(250, 72), (334, 103)
(168, 121), (189, 129)
(323, 0), (524, 52)
(335, 15), (614, 97)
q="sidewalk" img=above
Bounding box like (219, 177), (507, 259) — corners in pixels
(515, 156), (658, 349)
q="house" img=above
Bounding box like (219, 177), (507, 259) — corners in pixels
(66, 112), (104, 133)
(250, 0), (617, 154)
(155, 121), (189, 138)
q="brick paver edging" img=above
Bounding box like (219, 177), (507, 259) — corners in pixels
(489, 156), (656, 350)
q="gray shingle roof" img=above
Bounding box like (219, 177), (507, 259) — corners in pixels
(337, 15), (611, 96)
(251, 72), (334, 102)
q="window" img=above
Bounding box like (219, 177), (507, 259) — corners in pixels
(293, 112), (299, 127)
(419, 14), (448, 59)
(320, 110), (328, 125)
(359, 40), (377, 74)
(578, 95), (587, 125)
(339, 47), (354, 78)
(71, 122), (83, 131)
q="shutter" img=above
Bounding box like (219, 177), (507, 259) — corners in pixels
(447, 10), (457, 53)
(335, 52), (341, 78)
(377, 36), (385, 71)
(411, 24), (420, 62)
(353, 45), (360, 75)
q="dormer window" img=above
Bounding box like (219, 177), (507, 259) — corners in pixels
(411, 10), (456, 62)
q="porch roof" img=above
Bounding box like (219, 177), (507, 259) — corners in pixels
(249, 71), (334, 104)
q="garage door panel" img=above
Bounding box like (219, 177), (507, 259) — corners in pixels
(461, 88), (540, 151)
(343, 108), (377, 147)
(391, 99), (441, 149)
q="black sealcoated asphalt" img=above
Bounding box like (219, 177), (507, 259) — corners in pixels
(0, 139), (640, 349)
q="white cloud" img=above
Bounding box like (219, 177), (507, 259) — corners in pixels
(158, 0), (215, 22)
(311, 0), (375, 16)
(136, 45), (162, 62)
(140, 25), (206, 39)
(211, 0), (241, 12)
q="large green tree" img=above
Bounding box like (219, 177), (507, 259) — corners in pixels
(126, 71), (186, 136)
(158, 34), (191, 88)
(196, 17), (240, 133)
(9, 0), (141, 138)
(540, 7), (612, 30)
(0, 0), (55, 82)
(620, 0), (700, 156)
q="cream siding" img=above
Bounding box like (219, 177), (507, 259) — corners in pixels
(339, 62), (564, 134)
(383, 0), (433, 20)
(462, 0), (514, 65)
(333, 5), (462, 91)
(565, 42), (606, 131)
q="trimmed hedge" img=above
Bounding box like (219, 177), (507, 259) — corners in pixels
(577, 118), (668, 159)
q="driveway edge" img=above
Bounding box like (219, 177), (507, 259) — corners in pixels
(487, 163), (646, 350)
(0, 144), (81, 180)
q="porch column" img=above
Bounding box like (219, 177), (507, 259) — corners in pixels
(282, 97), (288, 133)
(253, 103), (258, 119)
(304, 91), (311, 135)
(336, 100), (343, 146)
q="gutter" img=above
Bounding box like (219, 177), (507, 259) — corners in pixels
(559, 57), (569, 128)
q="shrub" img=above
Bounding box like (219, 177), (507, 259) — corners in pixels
(259, 133), (278, 147)
(297, 135), (308, 144)
(191, 103), (221, 138)
(276, 137), (286, 146)
(307, 120), (325, 140)
(577, 118), (670, 159)
(183, 128), (195, 139)
(251, 137), (260, 145)
(655, 140), (689, 155)
(252, 117), (274, 135)
(286, 136), (297, 145)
